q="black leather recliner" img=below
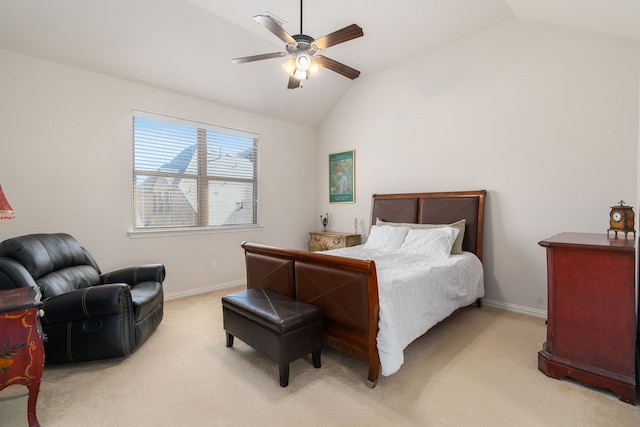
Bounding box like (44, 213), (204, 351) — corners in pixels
(0, 233), (164, 363)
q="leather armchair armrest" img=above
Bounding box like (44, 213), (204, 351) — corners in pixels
(40, 283), (132, 325)
(0, 257), (38, 290)
(100, 264), (166, 286)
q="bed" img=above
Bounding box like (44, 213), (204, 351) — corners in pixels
(241, 190), (486, 387)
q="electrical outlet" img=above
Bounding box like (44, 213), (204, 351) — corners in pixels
(210, 261), (217, 271)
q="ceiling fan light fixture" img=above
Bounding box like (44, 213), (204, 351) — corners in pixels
(283, 58), (296, 75)
(293, 70), (308, 80)
(295, 53), (311, 71)
(284, 54), (319, 81)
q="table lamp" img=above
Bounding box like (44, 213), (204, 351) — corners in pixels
(0, 185), (15, 220)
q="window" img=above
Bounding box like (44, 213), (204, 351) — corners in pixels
(133, 111), (259, 230)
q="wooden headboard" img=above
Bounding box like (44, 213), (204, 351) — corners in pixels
(370, 190), (486, 260)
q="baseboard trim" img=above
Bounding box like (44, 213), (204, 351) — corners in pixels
(483, 298), (547, 319)
(165, 280), (245, 300)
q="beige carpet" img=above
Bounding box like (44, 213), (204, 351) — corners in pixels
(1, 286), (639, 427)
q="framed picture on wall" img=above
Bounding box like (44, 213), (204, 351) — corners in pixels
(329, 150), (355, 203)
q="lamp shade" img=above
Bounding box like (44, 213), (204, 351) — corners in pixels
(0, 185), (15, 220)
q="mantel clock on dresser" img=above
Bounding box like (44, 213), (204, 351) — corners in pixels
(607, 200), (635, 238)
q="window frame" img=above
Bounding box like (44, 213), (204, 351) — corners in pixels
(129, 110), (262, 238)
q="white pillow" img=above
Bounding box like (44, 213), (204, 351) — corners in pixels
(397, 227), (459, 258)
(377, 218), (466, 254)
(363, 225), (410, 252)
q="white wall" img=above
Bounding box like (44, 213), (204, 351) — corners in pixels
(318, 20), (640, 315)
(1, 18), (638, 314)
(0, 48), (318, 298)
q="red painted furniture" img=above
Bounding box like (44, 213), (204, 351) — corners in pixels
(0, 287), (45, 426)
(538, 233), (636, 404)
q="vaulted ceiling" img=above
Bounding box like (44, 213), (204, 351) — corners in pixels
(1, 0), (638, 128)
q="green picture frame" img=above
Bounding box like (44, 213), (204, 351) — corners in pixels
(329, 150), (355, 203)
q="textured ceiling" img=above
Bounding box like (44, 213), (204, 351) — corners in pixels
(0, 0), (638, 128)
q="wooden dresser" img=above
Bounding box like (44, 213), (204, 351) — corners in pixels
(308, 231), (361, 252)
(538, 232), (636, 404)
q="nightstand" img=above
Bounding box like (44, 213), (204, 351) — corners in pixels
(0, 287), (45, 427)
(308, 231), (361, 251)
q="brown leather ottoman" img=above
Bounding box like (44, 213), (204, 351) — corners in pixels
(222, 288), (323, 387)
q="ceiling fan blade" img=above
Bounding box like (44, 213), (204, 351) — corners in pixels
(253, 15), (296, 45)
(287, 76), (302, 89)
(232, 52), (288, 64)
(315, 55), (361, 80)
(313, 24), (363, 50)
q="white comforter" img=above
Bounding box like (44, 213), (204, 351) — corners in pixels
(321, 245), (484, 376)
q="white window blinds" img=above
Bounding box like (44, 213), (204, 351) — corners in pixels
(133, 111), (259, 229)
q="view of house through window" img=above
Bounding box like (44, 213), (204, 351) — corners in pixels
(133, 111), (259, 229)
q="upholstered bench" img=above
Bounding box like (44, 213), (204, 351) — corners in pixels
(222, 288), (323, 387)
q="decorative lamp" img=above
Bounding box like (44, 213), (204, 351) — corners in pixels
(0, 185), (15, 220)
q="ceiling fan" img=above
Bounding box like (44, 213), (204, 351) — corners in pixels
(232, 0), (364, 89)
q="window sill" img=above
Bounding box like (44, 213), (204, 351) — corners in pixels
(128, 224), (264, 239)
